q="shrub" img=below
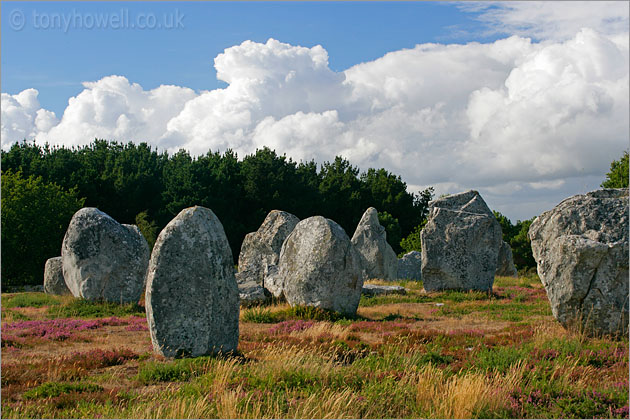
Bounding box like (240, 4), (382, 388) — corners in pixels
(47, 298), (144, 319)
(2, 293), (62, 308)
(242, 307), (278, 323)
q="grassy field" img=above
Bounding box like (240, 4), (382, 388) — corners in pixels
(1, 275), (628, 419)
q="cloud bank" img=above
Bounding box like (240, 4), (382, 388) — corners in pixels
(2, 7), (628, 221)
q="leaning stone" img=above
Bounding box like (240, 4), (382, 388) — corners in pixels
(44, 257), (71, 296)
(351, 207), (398, 281)
(362, 284), (407, 297)
(529, 188), (629, 337)
(496, 241), (518, 277)
(421, 190), (502, 292)
(61, 208), (149, 303)
(145, 206), (239, 358)
(397, 251), (422, 280)
(279, 216), (363, 317)
(238, 210), (299, 287)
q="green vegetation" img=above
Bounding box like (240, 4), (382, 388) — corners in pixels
(601, 150), (629, 188)
(1, 140), (434, 286)
(46, 297), (145, 319)
(493, 210), (536, 271)
(1, 170), (85, 290)
(23, 382), (103, 400)
(2, 293), (63, 308)
(1, 273), (628, 419)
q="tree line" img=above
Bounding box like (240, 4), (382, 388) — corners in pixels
(1, 140), (433, 288)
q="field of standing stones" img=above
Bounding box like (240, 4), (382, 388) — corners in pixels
(2, 187), (628, 418)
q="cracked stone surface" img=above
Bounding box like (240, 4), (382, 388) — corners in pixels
(351, 207), (398, 281)
(421, 190), (502, 292)
(62, 208), (149, 303)
(145, 206), (239, 357)
(529, 188), (629, 336)
(279, 216), (363, 316)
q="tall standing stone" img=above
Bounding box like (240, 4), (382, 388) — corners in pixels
(279, 216), (363, 316)
(61, 208), (149, 303)
(529, 189), (629, 337)
(237, 210), (299, 288)
(421, 190), (502, 292)
(145, 206), (239, 357)
(43, 257), (71, 296)
(351, 207), (398, 281)
(496, 241), (518, 277)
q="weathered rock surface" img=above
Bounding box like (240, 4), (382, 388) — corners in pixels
(43, 257), (71, 295)
(262, 264), (285, 299)
(362, 284), (407, 297)
(238, 210), (299, 287)
(279, 216), (363, 316)
(421, 190), (502, 292)
(351, 207), (398, 281)
(238, 280), (270, 307)
(529, 188), (629, 336)
(61, 208), (150, 303)
(145, 206), (239, 357)
(496, 241), (518, 277)
(397, 251), (422, 280)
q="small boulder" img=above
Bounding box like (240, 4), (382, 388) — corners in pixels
(43, 257), (71, 295)
(61, 208), (149, 303)
(279, 216), (363, 317)
(351, 207), (398, 280)
(145, 206), (239, 357)
(238, 280), (270, 307)
(421, 190), (502, 292)
(238, 210), (299, 288)
(496, 241), (518, 277)
(529, 188), (629, 336)
(397, 251), (422, 280)
(362, 284), (407, 297)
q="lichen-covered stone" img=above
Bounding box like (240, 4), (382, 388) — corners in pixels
(362, 284), (407, 297)
(279, 216), (363, 316)
(351, 207), (397, 280)
(529, 188), (629, 337)
(238, 280), (270, 307)
(238, 210), (299, 288)
(145, 206), (239, 358)
(61, 208), (149, 303)
(43, 257), (71, 296)
(496, 241), (518, 277)
(421, 190), (502, 292)
(397, 251), (422, 280)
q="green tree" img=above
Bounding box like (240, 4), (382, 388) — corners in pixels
(511, 218), (536, 270)
(601, 150), (629, 188)
(1, 170), (85, 289)
(135, 211), (159, 250)
(399, 222), (425, 255)
(377, 211), (402, 253)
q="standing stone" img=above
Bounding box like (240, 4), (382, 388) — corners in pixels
(43, 257), (71, 296)
(238, 210), (299, 288)
(145, 206), (239, 357)
(421, 190), (502, 292)
(529, 189), (629, 337)
(351, 207), (398, 281)
(496, 241), (518, 277)
(279, 216), (363, 316)
(61, 208), (149, 303)
(397, 251), (422, 280)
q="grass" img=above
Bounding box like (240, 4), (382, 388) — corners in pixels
(2, 293), (63, 308)
(1, 274), (628, 419)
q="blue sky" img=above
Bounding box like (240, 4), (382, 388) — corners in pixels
(1, 2), (628, 221)
(1, 1), (503, 117)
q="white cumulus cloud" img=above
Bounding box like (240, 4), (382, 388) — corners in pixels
(1, 24), (628, 221)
